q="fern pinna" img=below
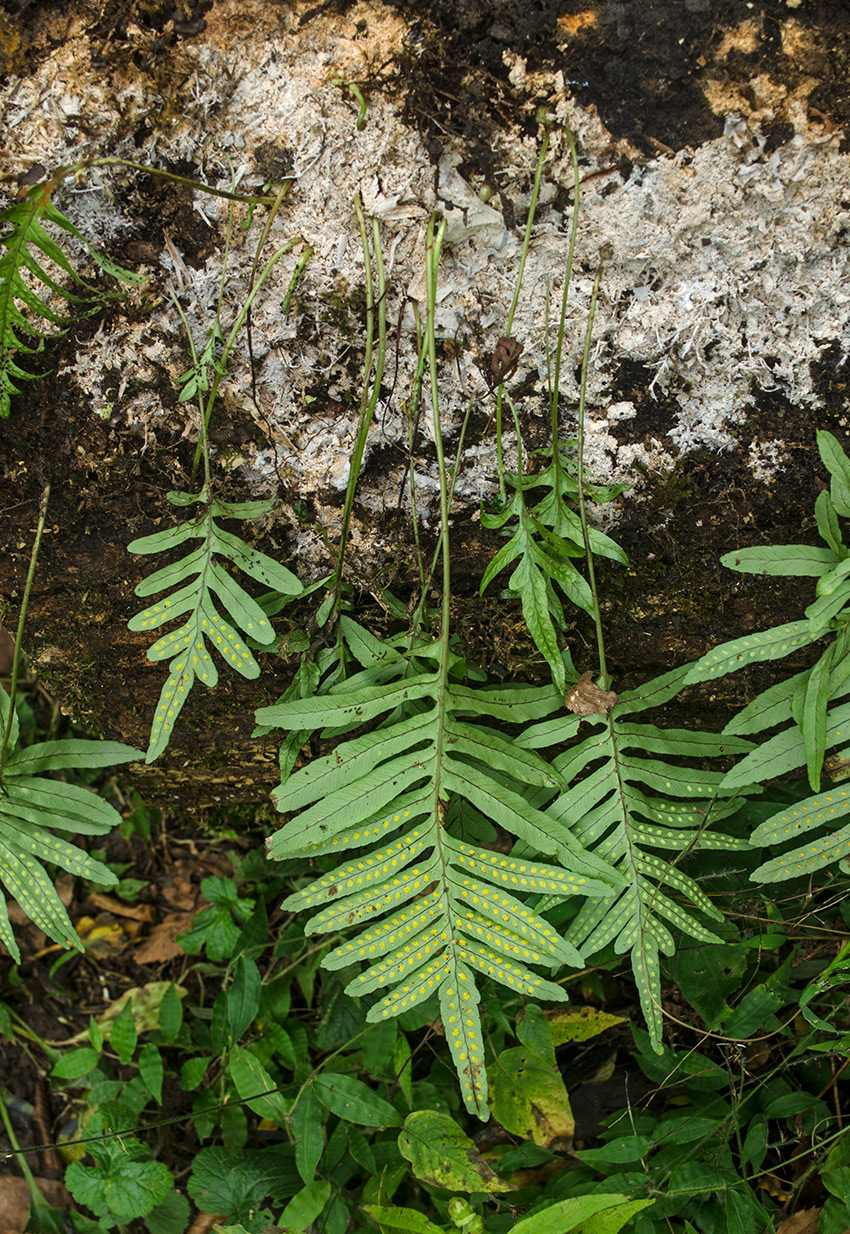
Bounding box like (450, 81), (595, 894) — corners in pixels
(684, 430), (850, 882)
(257, 617), (622, 1117)
(129, 490), (302, 762)
(519, 666), (753, 1051)
(0, 183), (143, 418)
(0, 686), (140, 961)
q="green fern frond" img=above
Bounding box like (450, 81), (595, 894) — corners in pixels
(257, 646), (622, 1118)
(129, 491), (302, 762)
(480, 426), (627, 696)
(520, 670), (753, 1052)
(0, 689), (141, 962)
(750, 783), (850, 881)
(0, 186), (144, 417)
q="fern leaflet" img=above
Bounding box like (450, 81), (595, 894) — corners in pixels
(129, 490), (302, 762)
(0, 687), (141, 961)
(520, 667), (753, 1051)
(680, 431), (850, 809)
(257, 623), (622, 1118)
(0, 185), (144, 417)
(481, 427), (627, 696)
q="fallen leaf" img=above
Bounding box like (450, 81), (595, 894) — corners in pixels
(775, 1210), (821, 1234)
(0, 1178), (69, 1233)
(88, 892), (155, 922)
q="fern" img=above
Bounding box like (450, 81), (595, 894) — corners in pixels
(0, 686), (140, 962)
(481, 408), (627, 696)
(257, 618), (622, 1118)
(0, 185), (144, 417)
(684, 431), (850, 880)
(128, 491), (302, 762)
(518, 666), (753, 1051)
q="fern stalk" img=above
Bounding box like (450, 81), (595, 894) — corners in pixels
(575, 262), (609, 686)
(0, 485), (49, 777)
(495, 118), (551, 497)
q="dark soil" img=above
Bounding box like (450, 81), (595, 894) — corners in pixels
(2, 0), (850, 803)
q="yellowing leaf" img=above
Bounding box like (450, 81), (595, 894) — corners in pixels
(398, 1110), (511, 1193)
(488, 1046), (574, 1149)
(548, 1006), (626, 1045)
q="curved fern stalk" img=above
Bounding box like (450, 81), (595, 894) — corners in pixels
(520, 668), (754, 1052)
(129, 492), (302, 762)
(0, 183), (144, 418)
(259, 216), (623, 1118)
(0, 487), (141, 961)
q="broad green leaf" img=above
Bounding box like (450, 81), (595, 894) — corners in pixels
(488, 1046), (574, 1148)
(227, 1046), (290, 1123)
(292, 1085), (324, 1184)
(139, 1042), (163, 1104)
(158, 983), (183, 1043)
(508, 1197), (655, 1234)
(280, 1182), (332, 1233)
(111, 1003), (138, 1064)
(313, 1073), (402, 1127)
(398, 1110), (511, 1193)
(51, 1047), (101, 1080)
(227, 956), (261, 1041)
(818, 430), (850, 491)
(3, 739), (141, 774)
(363, 1206), (444, 1234)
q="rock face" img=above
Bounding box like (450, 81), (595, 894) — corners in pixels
(1, 0), (848, 804)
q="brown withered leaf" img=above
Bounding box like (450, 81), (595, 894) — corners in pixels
(565, 671), (619, 717)
(487, 336), (523, 388)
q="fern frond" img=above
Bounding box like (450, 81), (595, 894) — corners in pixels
(0, 689), (141, 962)
(0, 187), (144, 417)
(521, 671), (753, 1052)
(749, 782), (850, 881)
(480, 434), (627, 696)
(129, 491), (302, 762)
(257, 652), (622, 1118)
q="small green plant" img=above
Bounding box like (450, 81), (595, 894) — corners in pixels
(0, 180), (145, 417)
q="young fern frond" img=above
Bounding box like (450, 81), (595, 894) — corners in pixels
(0, 690), (141, 962)
(257, 632), (621, 1119)
(684, 431), (850, 880)
(480, 401), (627, 696)
(129, 492), (301, 762)
(0, 185), (143, 417)
(519, 668), (753, 1051)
